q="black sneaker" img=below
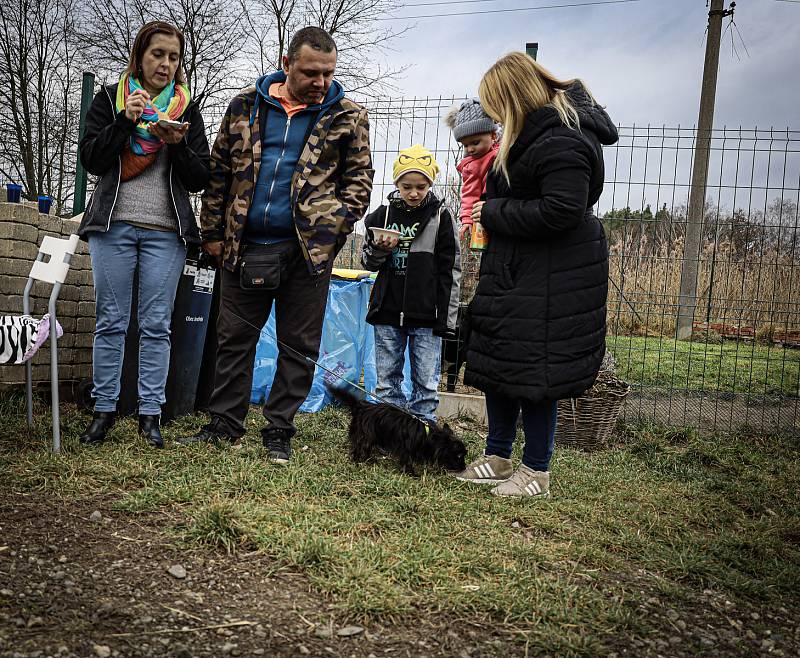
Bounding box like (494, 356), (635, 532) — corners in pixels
(177, 424), (240, 448)
(262, 428), (292, 465)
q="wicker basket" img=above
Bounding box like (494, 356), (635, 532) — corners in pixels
(555, 377), (631, 450)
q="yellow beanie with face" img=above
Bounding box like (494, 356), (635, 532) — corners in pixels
(393, 144), (440, 184)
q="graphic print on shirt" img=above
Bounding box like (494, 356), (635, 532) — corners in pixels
(386, 221), (419, 274)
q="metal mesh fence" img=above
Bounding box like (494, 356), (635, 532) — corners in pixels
(334, 97), (800, 432)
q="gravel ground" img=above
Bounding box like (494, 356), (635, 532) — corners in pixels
(1, 493), (798, 658)
(0, 496), (511, 658)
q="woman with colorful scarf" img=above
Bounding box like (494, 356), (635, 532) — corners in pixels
(77, 21), (210, 448)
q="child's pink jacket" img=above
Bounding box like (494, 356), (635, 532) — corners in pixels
(456, 142), (499, 226)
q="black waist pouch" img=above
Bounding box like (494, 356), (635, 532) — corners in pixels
(240, 251), (281, 290)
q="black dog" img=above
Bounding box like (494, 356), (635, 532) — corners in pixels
(330, 386), (467, 476)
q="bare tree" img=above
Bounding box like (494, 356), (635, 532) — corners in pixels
(242, 0), (408, 97)
(241, 0), (299, 74)
(78, 0), (249, 113)
(306, 0), (409, 97)
(163, 0), (250, 109)
(49, 0), (82, 213)
(74, 0), (148, 84)
(0, 0), (407, 215)
(0, 0), (83, 212)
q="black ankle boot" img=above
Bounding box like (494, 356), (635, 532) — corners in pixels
(138, 414), (163, 448)
(79, 411), (116, 445)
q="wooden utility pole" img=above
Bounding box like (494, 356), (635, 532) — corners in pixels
(675, 0), (733, 339)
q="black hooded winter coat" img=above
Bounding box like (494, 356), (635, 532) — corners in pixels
(463, 83), (618, 401)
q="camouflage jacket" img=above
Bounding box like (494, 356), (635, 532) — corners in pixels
(200, 86), (374, 275)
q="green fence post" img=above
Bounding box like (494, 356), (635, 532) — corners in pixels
(525, 42), (538, 60)
(72, 71), (95, 215)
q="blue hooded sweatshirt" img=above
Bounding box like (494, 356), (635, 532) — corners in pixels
(244, 71), (345, 244)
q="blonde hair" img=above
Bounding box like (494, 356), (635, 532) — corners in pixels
(479, 52), (589, 181)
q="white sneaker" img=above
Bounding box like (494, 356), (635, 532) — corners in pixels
(490, 465), (550, 498)
(455, 454), (513, 484)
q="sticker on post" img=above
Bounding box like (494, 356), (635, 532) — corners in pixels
(183, 259), (198, 277)
(193, 267), (216, 293)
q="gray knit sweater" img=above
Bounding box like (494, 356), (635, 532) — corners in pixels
(111, 148), (176, 231)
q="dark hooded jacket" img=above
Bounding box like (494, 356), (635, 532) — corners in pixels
(361, 191), (461, 337)
(77, 82), (210, 244)
(463, 83), (618, 401)
(244, 71), (345, 244)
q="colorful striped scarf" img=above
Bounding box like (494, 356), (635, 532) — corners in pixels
(116, 73), (191, 180)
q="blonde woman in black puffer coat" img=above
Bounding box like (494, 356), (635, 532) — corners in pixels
(456, 52), (618, 499)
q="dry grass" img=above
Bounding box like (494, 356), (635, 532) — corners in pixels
(336, 232), (800, 340)
(607, 239), (800, 337)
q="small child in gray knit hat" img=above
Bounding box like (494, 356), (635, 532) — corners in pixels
(443, 99), (499, 242)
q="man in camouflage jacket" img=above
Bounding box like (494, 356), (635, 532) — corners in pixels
(180, 27), (374, 462)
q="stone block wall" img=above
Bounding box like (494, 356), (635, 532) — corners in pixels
(0, 201), (95, 387)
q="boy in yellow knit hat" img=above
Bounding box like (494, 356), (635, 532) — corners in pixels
(361, 144), (461, 422)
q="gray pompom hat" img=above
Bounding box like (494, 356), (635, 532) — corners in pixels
(443, 98), (497, 141)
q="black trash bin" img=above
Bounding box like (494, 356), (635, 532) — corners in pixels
(194, 263), (221, 412)
(118, 249), (217, 422)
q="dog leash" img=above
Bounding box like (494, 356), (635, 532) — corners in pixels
(223, 306), (429, 425)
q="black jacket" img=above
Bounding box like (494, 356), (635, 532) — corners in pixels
(77, 83), (210, 244)
(362, 193), (461, 337)
(463, 83), (618, 401)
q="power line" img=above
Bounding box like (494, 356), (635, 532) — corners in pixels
(379, 0), (642, 21)
(400, 0), (534, 6)
(722, 11), (750, 61)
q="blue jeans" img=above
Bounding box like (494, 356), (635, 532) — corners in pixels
(88, 222), (186, 415)
(484, 390), (558, 471)
(374, 325), (442, 422)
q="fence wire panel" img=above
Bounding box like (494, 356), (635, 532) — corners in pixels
(336, 98), (799, 432)
(601, 126), (799, 431)
(357, 96), (479, 290)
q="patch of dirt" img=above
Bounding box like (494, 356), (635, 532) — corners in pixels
(598, 568), (800, 658)
(2, 494), (798, 658)
(0, 494), (509, 658)
(620, 589), (800, 658)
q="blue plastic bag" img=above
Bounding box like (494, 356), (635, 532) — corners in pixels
(251, 313), (279, 404)
(251, 278), (376, 410)
(302, 279), (371, 411)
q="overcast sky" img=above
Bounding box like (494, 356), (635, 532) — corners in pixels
(378, 0), (800, 128)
